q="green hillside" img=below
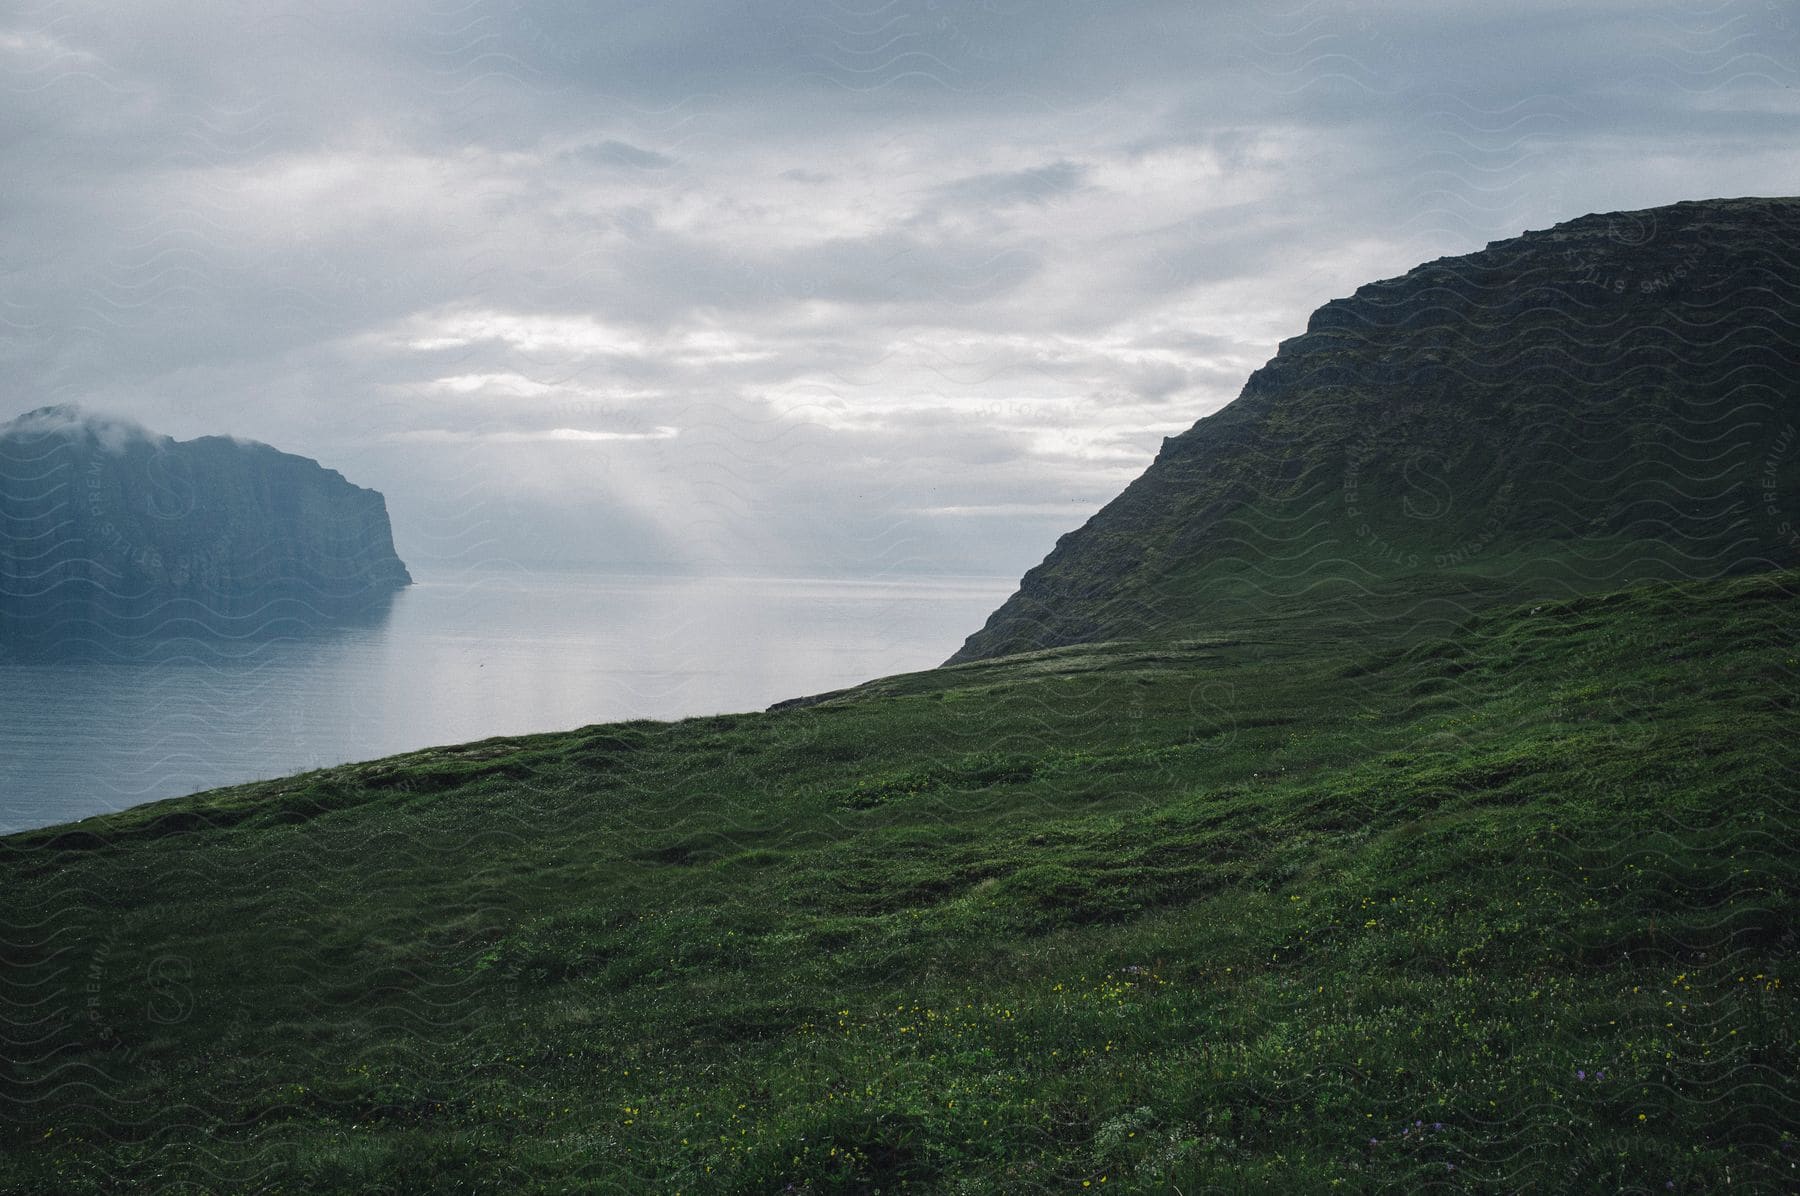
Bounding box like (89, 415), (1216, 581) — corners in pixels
(2, 570), (1795, 1192)
(4, 197), (1797, 1192)
(952, 197), (1800, 663)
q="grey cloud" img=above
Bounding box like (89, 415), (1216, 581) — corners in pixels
(566, 140), (677, 170)
(1, 0), (1793, 578)
(1121, 362), (1193, 404)
(786, 231), (1047, 307)
(0, 404), (157, 454)
(925, 161), (1088, 211)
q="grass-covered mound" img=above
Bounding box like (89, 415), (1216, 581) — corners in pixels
(952, 196), (1800, 663)
(1, 570), (1794, 1192)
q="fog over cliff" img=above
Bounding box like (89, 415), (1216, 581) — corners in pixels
(3, 1), (1794, 577)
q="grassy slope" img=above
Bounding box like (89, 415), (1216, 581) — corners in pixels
(951, 198), (1800, 664)
(1, 572), (1796, 1192)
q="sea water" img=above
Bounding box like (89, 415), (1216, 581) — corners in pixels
(0, 569), (1013, 833)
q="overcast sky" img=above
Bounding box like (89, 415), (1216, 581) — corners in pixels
(3, 0), (1795, 576)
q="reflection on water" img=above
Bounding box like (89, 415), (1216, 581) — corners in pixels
(0, 570), (1014, 833)
(0, 585), (404, 663)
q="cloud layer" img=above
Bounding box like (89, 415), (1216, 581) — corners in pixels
(3, 0), (1794, 574)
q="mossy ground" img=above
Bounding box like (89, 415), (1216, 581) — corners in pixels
(2, 572), (1796, 1192)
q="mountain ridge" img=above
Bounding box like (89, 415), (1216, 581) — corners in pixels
(950, 195), (1800, 663)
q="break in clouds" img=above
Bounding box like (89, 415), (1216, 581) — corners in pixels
(2, 0), (1794, 574)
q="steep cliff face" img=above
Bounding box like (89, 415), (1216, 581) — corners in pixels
(951, 196), (1800, 663)
(0, 407), (410, 639)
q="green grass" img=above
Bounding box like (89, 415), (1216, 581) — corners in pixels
(2, 571), (1796, 1192)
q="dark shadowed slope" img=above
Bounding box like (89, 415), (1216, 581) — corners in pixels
(951, 196), (1800, 663)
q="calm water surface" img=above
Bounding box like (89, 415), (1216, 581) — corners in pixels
(0, 570), (1014, 833)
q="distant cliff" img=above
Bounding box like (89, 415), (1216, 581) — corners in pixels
(952, 196), (1800, 663)
(0, 406), (410, 641)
